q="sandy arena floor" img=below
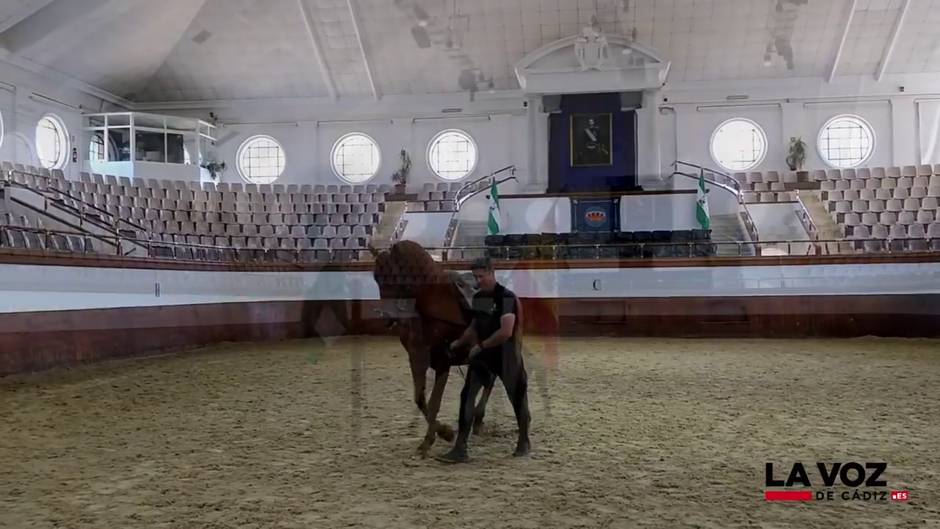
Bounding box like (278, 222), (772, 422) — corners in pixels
(1, 336), (939, 528)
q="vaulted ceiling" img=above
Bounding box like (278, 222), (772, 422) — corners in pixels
(1, 0), (939, 104)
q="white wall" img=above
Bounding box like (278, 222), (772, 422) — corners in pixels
(500, 197), (572, 235)
(3, 261), (940, 314)
(0, 61), (116, 179)
(621, 194), (700, 232)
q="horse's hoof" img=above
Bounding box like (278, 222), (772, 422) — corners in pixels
(416, 444), (431, 458)
(435, 447), (469, 464)
(472, 419), (484, 436)
(513, 441), (530, 458)
(437, 424), (455, 442)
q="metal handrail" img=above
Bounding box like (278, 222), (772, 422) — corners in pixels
(672, 160), (741, 193)
(3, 181), (129, 250)
(794, 191), (821, 241)
(453, 165), (516, 209)
(439, 237), (939, 261)
(0, 224), (304, 266)
(2, 223), (937, 263)
(672, 161), (759, 243)
(444, 174), (517, 248)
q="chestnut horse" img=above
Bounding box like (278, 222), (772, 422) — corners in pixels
(371, 241), (496, 456)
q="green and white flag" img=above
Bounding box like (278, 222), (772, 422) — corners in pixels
(487, 178), (501, 236)
(696, 171), (711, 231)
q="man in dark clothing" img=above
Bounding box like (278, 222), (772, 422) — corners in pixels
(437, 257), (531, 463)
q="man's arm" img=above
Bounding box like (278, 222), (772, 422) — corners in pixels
(450, 320), (478, 350)
(479, 313), (516, 350)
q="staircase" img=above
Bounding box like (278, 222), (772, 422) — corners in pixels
(450, 219), (487, 260)
(710, 214), (754, 256)
(798, 192), (854, 254)
(372, 201), (408, 248)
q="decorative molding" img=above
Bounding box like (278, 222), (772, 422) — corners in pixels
(515, 35), (670, 95)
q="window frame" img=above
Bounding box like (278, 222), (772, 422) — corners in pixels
(36, 114), (70, 170)
(817, 114), (876, 169)
(330, 132), (381, 184)
(427, 128), (479, 182)
(709, 118), (768, 173)
(236, 134), (287, 184)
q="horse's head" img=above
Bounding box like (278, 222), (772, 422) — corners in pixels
(369, 241), (470, 331)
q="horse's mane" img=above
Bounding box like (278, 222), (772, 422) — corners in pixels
(373, 241), (471, 322)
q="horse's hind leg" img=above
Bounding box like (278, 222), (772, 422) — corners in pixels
(417, 368), (451, 456)
(472, 374), (496, 435)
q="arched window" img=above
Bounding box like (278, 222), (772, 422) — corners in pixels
(710, 118), (768, 172)
(331, 133), (380, 183)
(237, 135), (286, 184)
(36, 114), (69, 169)
(428, 129), (478, 181)
(818, 115), (874, 168)
(89, 134), (105, 161)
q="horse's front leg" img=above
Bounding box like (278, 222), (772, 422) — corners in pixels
(417, 367), (451, 457)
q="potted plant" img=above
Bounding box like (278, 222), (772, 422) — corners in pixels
(392, 149), (411, 194)
(201, 160), (227, 182)
(786, 137), (807, 178)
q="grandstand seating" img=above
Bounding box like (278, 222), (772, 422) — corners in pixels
(0, 162), (392, 262)
(730, 170), (800, 204)
(813, 165), (940, 252)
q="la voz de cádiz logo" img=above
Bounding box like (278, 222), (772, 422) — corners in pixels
(765, 462), (910, 503)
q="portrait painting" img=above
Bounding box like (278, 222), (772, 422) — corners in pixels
(570, 113), (613, 167)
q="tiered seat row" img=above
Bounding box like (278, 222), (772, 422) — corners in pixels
(1, 163), (391, 262)
(413, 183), (463, 212)
(816, 166), (940, 251)
(0, 213), (98, 253)
(732, 171), (801, 203)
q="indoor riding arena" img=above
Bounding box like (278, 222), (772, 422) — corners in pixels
(2, 1), (940, 527)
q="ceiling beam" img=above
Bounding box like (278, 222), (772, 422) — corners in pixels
(875, 0), (912, 82)
(1, 0), (148, 60)
(297, 0), (337, 101)
(346, 0), (380, 101)
(828, 0), (859, 83)
(0, 0), (56, 34)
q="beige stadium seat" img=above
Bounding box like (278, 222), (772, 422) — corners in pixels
(856, 168), (871, 179)
(923, 197), (939, 210)
(897, 211), (916, 225)
(753, 182), (769, 192)
(850, 179), (866, 190)
(865, 178), (881, 190)
(917, 210), (935, 224)
(875, 188), (893, 200)
(859, 189), (876, 201)
(886, 167), (902, 178)
(903, 198), (920, 211)
(893, 188), (910, 200)
(852, 200), (868, 213)
(871, 167), (886, 179)
(901, 166), (917, 178)
(872, 224), (890, 239)
(835, 180), (851, 191)
(861, 212), (879, 226)
(827, 169), (842, 180)
(881, 212), (898, 225)
(820, 181), (836, 192)
(782, 171), (798, 184)
(911, 187), (927, 199)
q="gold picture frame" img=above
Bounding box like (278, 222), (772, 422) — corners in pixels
(570, 113), (613, 167)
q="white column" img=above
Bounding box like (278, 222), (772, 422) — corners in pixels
(891, 98), (917, 166)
